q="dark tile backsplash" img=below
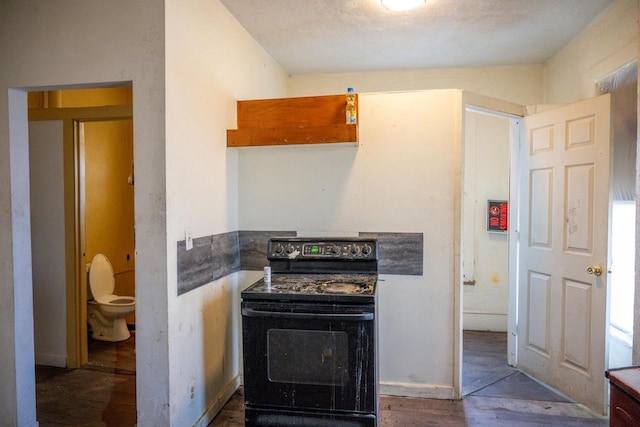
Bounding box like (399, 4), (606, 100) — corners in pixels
(178, 230), (424, 295)
(177, 235), (215, 296)
(239, 230), (296, 270)
(177, 231), (241, 296)
(211, 231), (241, 282)
(359, 232), (424, 275)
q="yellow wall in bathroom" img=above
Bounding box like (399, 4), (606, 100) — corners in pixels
(28, 87), (132, 108)
(84, 119), (135, 324)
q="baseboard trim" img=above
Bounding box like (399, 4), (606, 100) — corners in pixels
(463, 312), (507, 332)
(35, 353), (66, 368)
(193, 375), (241, 427)
(380, 381), (456, 400)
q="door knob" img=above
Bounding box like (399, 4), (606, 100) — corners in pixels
(586, 265), (603, 276)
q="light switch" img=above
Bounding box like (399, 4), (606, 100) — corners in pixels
(185, 229), (193, 251)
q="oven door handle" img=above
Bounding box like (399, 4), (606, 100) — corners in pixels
(242, 307), (374, 321)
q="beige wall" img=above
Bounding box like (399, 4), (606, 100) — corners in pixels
(289, 64), (544, 106)
(544, 0), (637, 104)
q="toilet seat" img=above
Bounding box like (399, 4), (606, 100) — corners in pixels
(99, 295), (135, 307)
(89, 254), (125, 304)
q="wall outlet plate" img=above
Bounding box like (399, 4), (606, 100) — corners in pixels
(188, 379), (195, 405)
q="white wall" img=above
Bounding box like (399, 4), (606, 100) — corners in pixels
(544, 0), (637, 104)
(29, 120), (67, 367)
(238, 90), (461, 398)
(0, 1), (167, 425)
(289, 65), (544, 106)
(462, 111), (510, 332)
(164, 0), (288, 425)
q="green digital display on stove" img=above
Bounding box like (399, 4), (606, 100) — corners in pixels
(310, 246), (320, 253)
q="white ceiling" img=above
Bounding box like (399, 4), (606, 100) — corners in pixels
(219, 0), (614, 75)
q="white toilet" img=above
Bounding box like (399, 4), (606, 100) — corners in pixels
(87, 253), (135, 342)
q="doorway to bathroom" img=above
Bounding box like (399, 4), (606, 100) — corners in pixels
(28, 87), (136, 424)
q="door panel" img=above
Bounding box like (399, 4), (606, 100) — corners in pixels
(531, 125), (554, 152)
(563, 279), (591, 372)
(518, 94), (611, 414)
(527, 272), (551, 355)
(564, 164), (594, 252)
(530, 168), (553, 247)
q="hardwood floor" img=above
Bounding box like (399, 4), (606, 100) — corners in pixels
(209, 382), (607, 426)
(213, 390), (564, 426)
(85, 330), (136, 374)
(35, 330), (608, 426)
(35, 331), (136, 427)
(36, 366), (136, 427)
(462, 330), (517, 396)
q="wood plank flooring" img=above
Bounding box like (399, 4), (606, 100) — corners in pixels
(209, 381), (607, 426)
(36, 366), (136, 427)
(36, 332), (137, 427)
(462, 330), (517, 396)
(34, 330), (608, 426)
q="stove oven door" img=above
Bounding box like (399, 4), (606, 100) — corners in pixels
(242, 301), (377, 419)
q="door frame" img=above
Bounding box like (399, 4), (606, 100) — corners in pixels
(29, 104), (133, 368)
(455, 91), (524, 397)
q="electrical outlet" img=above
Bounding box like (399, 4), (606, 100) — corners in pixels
(185, 229), (193, 251)
(188, 379), (195, 405)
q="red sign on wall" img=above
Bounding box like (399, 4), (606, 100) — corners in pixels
(487, 200), (508, 232)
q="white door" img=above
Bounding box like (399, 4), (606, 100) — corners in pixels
(517, 94), (611, 414)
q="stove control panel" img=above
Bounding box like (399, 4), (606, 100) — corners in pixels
(268, 238), (378, 260)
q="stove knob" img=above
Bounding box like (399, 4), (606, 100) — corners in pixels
(330, 245), (340, 255)
(361, 244), (372, 256)
(285, 244), (295, 254)
(350, 245), (360, 256)
(273, 243), (284, 255)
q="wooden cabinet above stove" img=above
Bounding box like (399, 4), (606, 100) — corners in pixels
(227, 94), (358, 147)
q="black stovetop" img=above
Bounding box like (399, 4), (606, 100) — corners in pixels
(242, 237), (379, 304)
(241, 272), (378, 304)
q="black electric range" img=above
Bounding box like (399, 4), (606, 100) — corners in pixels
(241, 237), (379, 426)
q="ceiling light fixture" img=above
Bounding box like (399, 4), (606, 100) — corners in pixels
(380, 0), (426, 11)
